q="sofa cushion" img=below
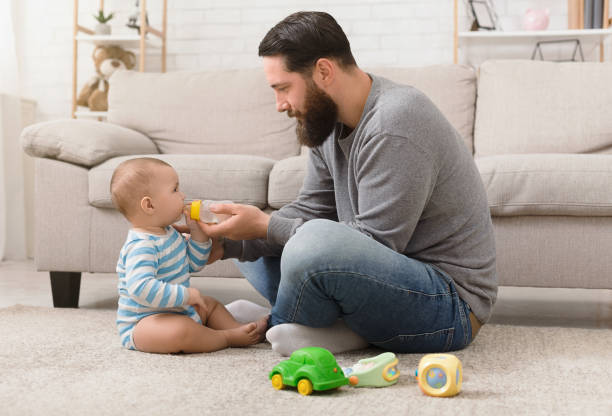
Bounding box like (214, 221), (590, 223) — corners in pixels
(477, 154), (612, 216)
(21, 119), (158, 167)
(268, 155), (309, 209)
(369, 65), (476, 153)
(475, 60), (612, 157)
(108, 69), (300, 161)
(89, 154), (275, 209)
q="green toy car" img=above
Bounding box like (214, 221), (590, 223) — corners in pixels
(269, 347), (349, 395)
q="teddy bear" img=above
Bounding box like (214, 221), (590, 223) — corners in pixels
(77, 45), (136, 111)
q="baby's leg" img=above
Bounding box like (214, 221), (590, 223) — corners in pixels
(132, 313), (261, 354)
(201, 295), (268, 343)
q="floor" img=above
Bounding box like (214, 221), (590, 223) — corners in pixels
(1, 260), (611, 329)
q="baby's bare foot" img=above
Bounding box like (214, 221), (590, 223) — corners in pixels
(225, 322), (262, 347)
(253, 315), (269, 343)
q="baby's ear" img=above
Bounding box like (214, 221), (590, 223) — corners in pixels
(140, 196), (155, 214)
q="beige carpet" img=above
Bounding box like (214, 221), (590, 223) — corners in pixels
(1, 305), (611, 415)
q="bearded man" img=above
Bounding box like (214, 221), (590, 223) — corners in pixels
(193, 11), (497, 356)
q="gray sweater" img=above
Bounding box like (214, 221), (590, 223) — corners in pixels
(224, 74), (497, 323)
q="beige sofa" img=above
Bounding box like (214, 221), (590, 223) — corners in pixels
(21, 60), (612, 308)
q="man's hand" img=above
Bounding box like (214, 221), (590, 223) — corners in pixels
(197, 203), (270, 241)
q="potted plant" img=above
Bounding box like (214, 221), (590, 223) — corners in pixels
(93, 10), (114, 35)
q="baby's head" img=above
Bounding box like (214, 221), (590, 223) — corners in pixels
(110, 157), (185, 227)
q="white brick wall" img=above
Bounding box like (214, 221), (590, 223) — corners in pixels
(14, 0), (612, 122)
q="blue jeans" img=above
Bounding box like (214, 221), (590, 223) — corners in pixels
(234, 219), (473, 353)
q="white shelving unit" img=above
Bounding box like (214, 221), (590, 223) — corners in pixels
(72, 0), (167, 119)
(453, 0), (611, 64)
(459, 29), (612, 63)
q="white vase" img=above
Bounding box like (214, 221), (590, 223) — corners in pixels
(94, 23), (111, 35)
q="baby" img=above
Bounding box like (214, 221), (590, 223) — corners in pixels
(110, 157), (268, 353)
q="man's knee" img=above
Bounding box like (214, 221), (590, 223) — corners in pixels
(287, 219), (343, 251)
(281, 219), (343, 276)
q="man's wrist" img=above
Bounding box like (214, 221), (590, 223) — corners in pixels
(260, 212), (271, 239)
(222, 238), (242, 259)
(267, 214), (296, 246)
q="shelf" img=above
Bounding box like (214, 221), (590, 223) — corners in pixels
(459, 28), (612, 42)
(456, 28), (612, 64)
(75, 34), (161, 49)
(453, 0), (611, 64)
(74, 110), (108, 119)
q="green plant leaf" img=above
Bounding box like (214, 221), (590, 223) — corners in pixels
(93, 10), (114, 23)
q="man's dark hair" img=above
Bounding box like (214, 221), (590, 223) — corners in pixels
(258, 11), (357, 74)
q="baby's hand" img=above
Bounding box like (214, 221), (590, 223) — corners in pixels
(187, 287), (207, 316)
(193, 302), (208, 322)
(184, 209), (209, 243)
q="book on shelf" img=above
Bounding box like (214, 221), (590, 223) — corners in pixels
(569, 0), (610, 29)
(585, 0), (594, 28)
(568, 0), (581, 29)
(594, 0), (603, 28)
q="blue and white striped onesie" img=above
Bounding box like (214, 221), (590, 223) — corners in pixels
(116, 226), (212, 350)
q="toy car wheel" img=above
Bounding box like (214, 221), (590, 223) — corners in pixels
(297, 379), (313, 396)
(271, 374), (284, 390)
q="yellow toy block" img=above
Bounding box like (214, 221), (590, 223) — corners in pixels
(415, 353), (462, 397)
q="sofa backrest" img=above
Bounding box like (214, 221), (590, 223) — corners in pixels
(370, 65), (477, 153)
(108, 69), (300, 160)
(108, 65), (477, 158)
(474, 60), (612, 157)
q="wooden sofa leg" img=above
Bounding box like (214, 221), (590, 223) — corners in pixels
(50, 272), (81, 308)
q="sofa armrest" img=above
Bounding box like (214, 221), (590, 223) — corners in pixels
(21, 119), (159, 168)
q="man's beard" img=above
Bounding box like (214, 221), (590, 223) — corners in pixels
(289, 81), (338, 148)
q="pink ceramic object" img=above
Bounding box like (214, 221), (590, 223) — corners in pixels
(522, 8), (550, 31)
